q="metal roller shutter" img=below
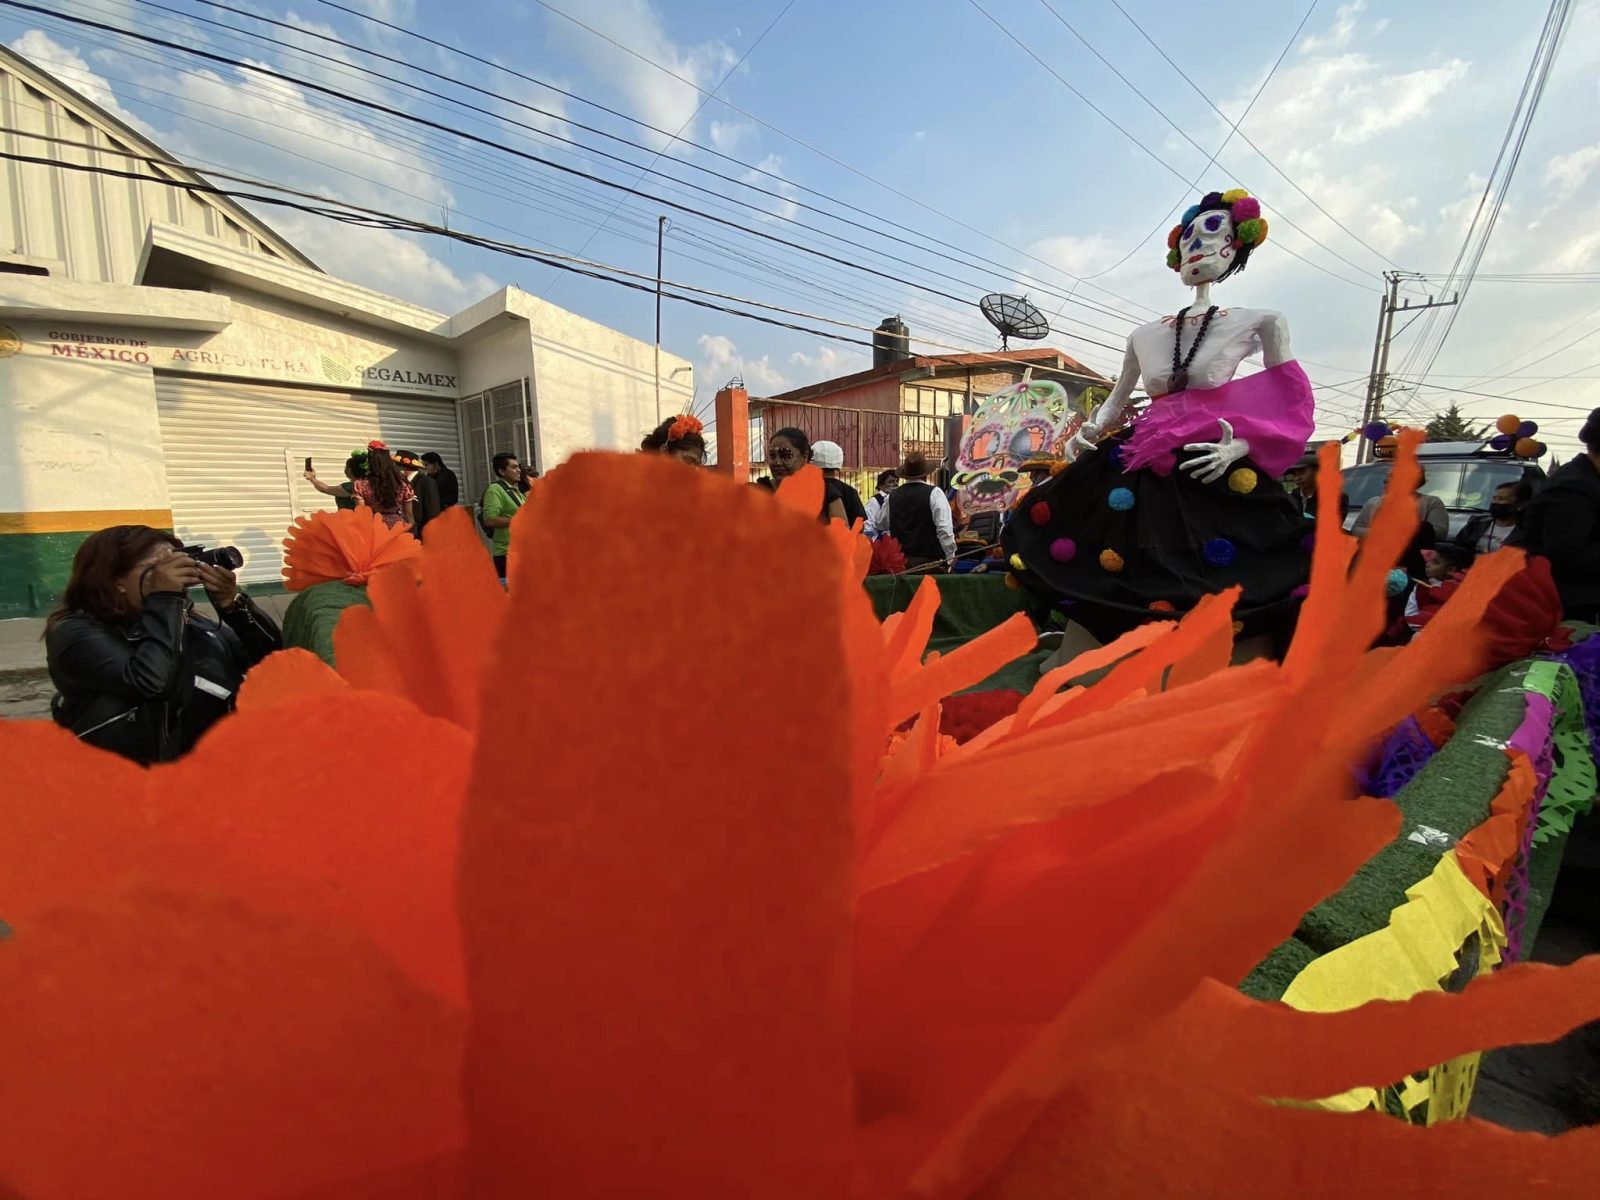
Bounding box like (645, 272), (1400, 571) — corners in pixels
(155, 374), (462, 583)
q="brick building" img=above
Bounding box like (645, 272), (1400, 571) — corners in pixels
(746, 332), (1110, 491)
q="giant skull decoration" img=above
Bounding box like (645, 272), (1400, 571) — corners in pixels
(950, 377), (1091, 514)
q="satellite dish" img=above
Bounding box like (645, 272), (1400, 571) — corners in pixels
(979, 293), (1050, 350)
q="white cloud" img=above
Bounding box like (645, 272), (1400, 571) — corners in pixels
(8, 30), (149, 131)
(788, 344), (868, 380)
(697, 333), (789, 394)
(271, 212), (498, 311)
(1544, 143), (1600, 202)
(1333, 59), (1469, 144)
(1024, 233), (1127, 278)
(709, 119), (754, 153)
(1548, 228), (1600, 272)
(344, 0), (416, 22)
(548, 0), (737, 148)
(742, 153), (799, 221)
(1299, 0), (1365, 56)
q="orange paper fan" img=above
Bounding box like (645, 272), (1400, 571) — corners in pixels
(281, 507), (422, 591)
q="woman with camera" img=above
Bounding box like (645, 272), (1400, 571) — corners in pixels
(45, 526), (283, 764)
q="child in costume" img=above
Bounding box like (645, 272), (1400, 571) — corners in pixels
(1002, 188), (1312, 644)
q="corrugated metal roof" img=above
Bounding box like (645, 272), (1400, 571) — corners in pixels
(0, 42), (317, 283)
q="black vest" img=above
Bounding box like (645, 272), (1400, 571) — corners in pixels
(889, 480), (942, 561)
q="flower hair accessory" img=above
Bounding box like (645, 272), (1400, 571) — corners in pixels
(667, 414), (703, 442)
(367, 439), (388, 451)
(1165, 187), (1270, 271)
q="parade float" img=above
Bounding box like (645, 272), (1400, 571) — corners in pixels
(2, 182), (1598, 1193)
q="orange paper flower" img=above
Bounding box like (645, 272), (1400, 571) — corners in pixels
(281, 506), (422, 590)
(0, 437), (1597, 1197)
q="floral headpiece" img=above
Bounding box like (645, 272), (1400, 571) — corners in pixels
(1166, 188), (1269, 272)
(367, 439), (389, 451)
(350, 447), (370, 462)
(667, 414), (703, 442)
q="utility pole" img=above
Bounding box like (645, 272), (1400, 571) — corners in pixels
(655, 215), (670, 426)
(1357, 271), (1459, 463)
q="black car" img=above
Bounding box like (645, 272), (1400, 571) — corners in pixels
(1341, 441), (1546, 539)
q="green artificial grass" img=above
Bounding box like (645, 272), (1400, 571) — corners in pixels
(1239, 937), (1320, 1001)
(280, 582), (370, 666)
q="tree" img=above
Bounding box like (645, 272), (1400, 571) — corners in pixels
(1423, 403), (1490, 442)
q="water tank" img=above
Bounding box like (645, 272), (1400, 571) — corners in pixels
(873, 316), (910, 368)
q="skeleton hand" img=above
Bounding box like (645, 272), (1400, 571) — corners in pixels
(1065, 427), (1099, 462)
(1179, 419), (1250, 485)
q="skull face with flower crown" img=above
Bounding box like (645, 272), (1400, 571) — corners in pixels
(1166, 188), (1270, 287)
(951, 378), (1086, 513)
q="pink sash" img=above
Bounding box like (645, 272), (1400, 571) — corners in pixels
(1120, 359), (1315, 480)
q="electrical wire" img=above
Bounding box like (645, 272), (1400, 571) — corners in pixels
(962, 0), (1378, 292)
(64, 0), (1139, 336)
(1102, 0), (1403, 272)
(1063, 0), (1319, 292)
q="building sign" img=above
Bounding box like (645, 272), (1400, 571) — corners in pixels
(12, 322), (457, 396)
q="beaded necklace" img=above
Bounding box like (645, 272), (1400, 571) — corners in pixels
(1169, 304), (1219, 394)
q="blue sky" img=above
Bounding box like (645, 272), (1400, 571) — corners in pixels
(7, 0), (1600, 455)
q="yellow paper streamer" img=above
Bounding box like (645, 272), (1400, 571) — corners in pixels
(1279, 852), (1506, 1119)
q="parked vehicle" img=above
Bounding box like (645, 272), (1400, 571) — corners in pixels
(1340, 441), (1547, 539)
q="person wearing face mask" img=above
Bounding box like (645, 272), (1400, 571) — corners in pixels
(45, 526), (282, 763)
(1002, 187), (1311, 648)
(1455, 480), (1531, 555)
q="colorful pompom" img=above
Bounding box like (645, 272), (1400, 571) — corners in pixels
(1200, 191), (1223, 207)
(1496, 413), (1522, 435)
(1220, 188), (1249, 205)
(1099, 549), (1125, 573)
(1362, 421), (1391, 442)
(1230, 196), (1261, 223)
(1517, 420), (1539, 438)
(1049, 538), (1077, 563)
(1301, 533), (1316, 553)
(1167, 225), (1183, 250)
(1148, 600), (1176, 613)
(1029, 501), (1052, 525)
(1255, 218), (1269, 243)
(1202, 538), (1236, 567)
(1227, 468), (1258, 494)
(1180, 202), (1203, 226)
(1235, 218), (1265, 245)
(1004, 572), (1023, 591)
(1166, 247), (1181, 270)
(1008, 553), (1027, 572)
(1108, 487), (1136, 511)
(1386, 568), (1410, 597)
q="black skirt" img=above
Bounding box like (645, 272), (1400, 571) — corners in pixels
(1001, 431), (1312, 643)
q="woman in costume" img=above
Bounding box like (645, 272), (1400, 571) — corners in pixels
(640, 414), (708, 467)
(1003, 188), (1313, 643)
(348, 441), (415, 530)
(755, 427), (849, 524)
(304, 451), (368, 511)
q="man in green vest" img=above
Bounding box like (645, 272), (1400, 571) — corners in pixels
(482, 452), (525, 578)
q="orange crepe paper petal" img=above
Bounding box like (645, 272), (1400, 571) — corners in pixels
(883, 576), (942, 685)
(282, 506), (421, 590)
(773, 461), (825, 521)
(1149, 959), (1600, 1102)
(888, 614), (1037, 727)
(1455, 752), (1537, 902)
(1284, 441), (1360, 680)
(0, 887), (464, 1200)
(0, 694), (471, 1006)
(329, 509), (507, 729)
(862, 681), (1274, 890)
(459, 455), (861, 1195)
(976, 1065), (1600, 1199)
(1002, 621), (1171, 740)
(235, 647), (349, 711)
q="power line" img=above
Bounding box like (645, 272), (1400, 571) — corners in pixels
(516, 0), (1166, 321)
(1063, 0), (1319, 291)
(10, 0), (1136, 348)
(86, 0), (1136, 335)
(553, 0), (796, 295)
(1101, 0), (1403, 273)
(962, 0), (1378, 292)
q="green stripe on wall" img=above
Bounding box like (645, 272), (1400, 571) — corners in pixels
(0, 526), (169, 618)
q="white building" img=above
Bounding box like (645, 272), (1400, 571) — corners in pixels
(0, 44), (692, 616)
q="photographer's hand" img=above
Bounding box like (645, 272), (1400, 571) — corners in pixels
(141, 552), (202, 597)
(196, 562), (241, 610)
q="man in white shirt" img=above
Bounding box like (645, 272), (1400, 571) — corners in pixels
(872, 452), (956, 569)
(863, 470), (899, 537)
(1350, 468), (1449, 542)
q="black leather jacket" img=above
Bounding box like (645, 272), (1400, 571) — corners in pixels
(47, 591), (283, 764)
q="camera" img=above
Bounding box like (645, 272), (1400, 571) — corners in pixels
(179, 543), (245, 571)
